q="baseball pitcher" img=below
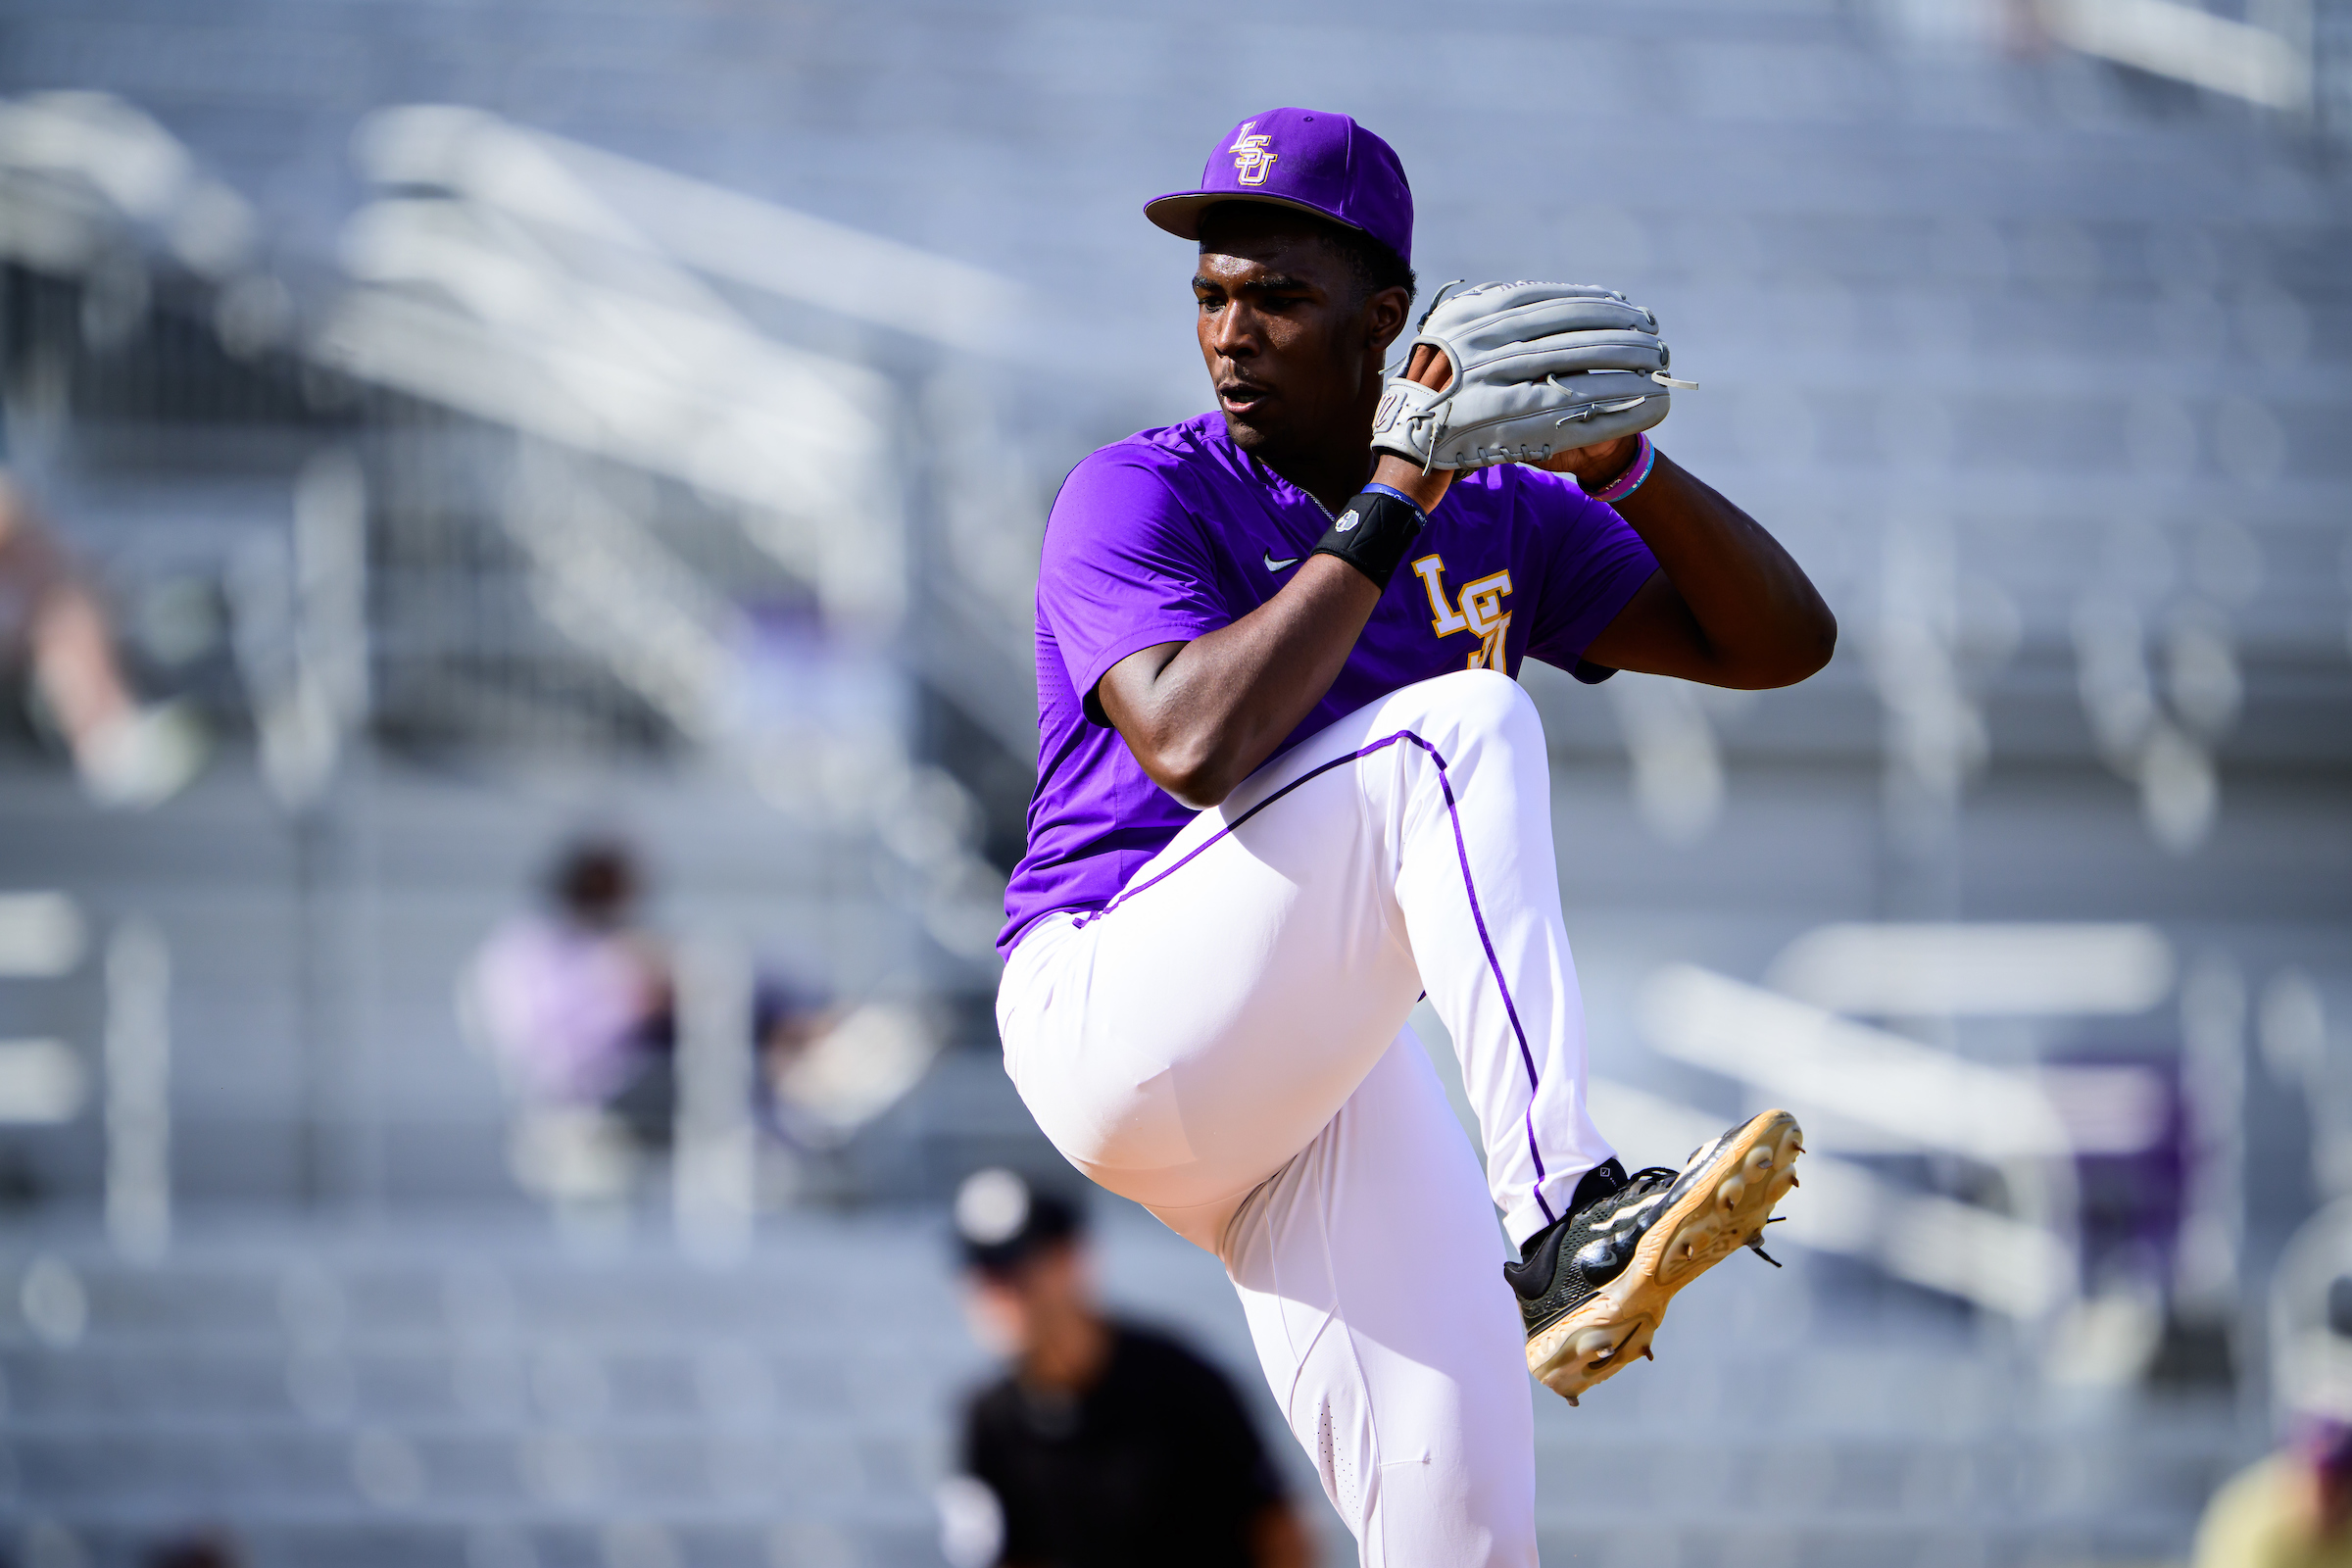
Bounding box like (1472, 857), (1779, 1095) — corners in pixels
(995, 108), (1836, 1564)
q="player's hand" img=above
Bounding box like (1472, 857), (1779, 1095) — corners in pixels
(1537, 433), (1639, 488)
(1369, 344), (1457, 512)
(1373, 281), (1681, 475)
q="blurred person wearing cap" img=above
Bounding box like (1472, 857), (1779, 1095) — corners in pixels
(470, 835), (678, 1138)
(993, 108), (1832, 1562)
(940, 1170), (1312, 1568)
(0, 469), (205, 808)
(467, 835), (833, 1157)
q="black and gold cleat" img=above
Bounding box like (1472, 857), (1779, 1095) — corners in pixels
(1503, 1109), (1804, 1404)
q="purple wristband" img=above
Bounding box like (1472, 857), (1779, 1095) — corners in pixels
(1590, 432), (1656, 505)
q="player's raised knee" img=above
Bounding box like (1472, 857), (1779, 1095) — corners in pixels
(1432, 666), (1542, 743)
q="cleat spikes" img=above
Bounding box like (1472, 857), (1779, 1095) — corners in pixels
(1518, 1109), (1801, 1404)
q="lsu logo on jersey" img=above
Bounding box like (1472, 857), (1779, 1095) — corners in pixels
(1230, 122), (1278, 186)
(1411, 556), (1512, 671)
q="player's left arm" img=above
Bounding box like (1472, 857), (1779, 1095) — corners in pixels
(1559, 440), (1837, 690)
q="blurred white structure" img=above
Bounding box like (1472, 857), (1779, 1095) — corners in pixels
(0, 91), (255, 285)
(1641, 964), (2082, 1161)
(2263, 968), (2352, 1200)
(769, 1003), (942, 1150)
(2178, 953), (2250, 1317)
(1603, 676), (1725, 845)
(329, 103), (963, 632)
(2037, 0), (2315, 111)
(0, 892), (89, 1128)
(230, 448), (371, 809)
(319, 105), (1017, 959)
(1767, 921), (2174, 1017)
(2273, 1195), (2352, 1421)
(1633, 953), (2196, 1342)
(0, 891), (87, 977)
(1874, 511), (1986, 842)
(0, 1039), (85, 1125)
(2076, 590), (2226, 855)
(103, 919), (170, 1259)
(674, 934), (756, 1262)
(1592, 1077), (2073, 1319)
(0, 893), (92, 1125)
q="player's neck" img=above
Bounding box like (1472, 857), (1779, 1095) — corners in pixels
(1256, 441), (1378, 520)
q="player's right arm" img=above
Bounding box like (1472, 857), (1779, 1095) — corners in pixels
(1097, 453), (1442, 810)
(1095, 354), (1452, 811)
(1093, 548), (1378, 812)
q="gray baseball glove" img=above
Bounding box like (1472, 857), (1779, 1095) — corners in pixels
(1371, 281), (1692, 470)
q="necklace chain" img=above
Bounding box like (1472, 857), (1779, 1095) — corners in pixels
(1251, 451), (1376, 522)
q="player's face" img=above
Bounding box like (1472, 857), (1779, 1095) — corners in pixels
(1194, 216), (1390, 462)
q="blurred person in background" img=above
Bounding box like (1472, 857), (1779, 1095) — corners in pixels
(0, 468), (205, 808)
(2196, 1417), (2352, 1568)
(469, 834), (680, 1150)
(466, 832), (846, 1203)
(940, 1168), (1313, 1568)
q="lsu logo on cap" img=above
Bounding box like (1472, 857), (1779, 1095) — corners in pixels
(1231, 122), (1278, 186)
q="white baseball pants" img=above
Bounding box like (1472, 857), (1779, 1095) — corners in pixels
(997, 669), (1616, 1566)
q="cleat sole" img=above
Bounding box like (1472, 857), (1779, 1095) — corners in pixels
(1526, 1108), (1804, 1404)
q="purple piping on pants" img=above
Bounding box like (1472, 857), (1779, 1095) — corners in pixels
(1073, 728), (1559, 1225)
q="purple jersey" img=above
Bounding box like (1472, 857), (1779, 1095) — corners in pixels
(999, 412), (1659, 956)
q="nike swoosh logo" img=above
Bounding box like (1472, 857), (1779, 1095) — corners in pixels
(1264, 553), (1300, 571)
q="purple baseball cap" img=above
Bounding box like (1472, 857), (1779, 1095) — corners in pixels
(1144, 108), (1413, 268)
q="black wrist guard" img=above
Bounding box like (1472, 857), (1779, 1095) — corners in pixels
(1310, 486), (1428, 590)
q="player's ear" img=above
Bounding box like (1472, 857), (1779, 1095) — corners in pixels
(1363, 284), (1411, 359)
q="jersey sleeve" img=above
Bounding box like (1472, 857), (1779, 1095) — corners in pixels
(1039, 450), (1233, 726)
(1517, 473), (1660, 683)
